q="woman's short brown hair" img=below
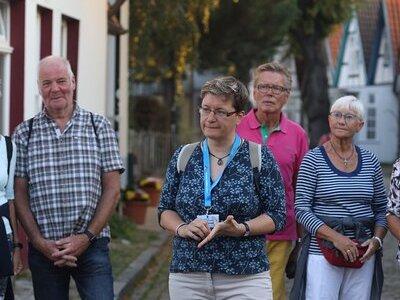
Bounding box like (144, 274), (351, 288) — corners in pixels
(200, 76), (249, 112)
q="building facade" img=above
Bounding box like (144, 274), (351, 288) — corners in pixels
(0, 0), (129, 183)
(281, 0), (399, 163)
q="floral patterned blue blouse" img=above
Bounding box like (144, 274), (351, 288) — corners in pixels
(159, 140), (286, 275)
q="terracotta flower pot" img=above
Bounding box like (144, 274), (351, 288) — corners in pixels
(123, 200), (148, 224)
(139, 177), (162, 207)
(141, 186), (160, 207)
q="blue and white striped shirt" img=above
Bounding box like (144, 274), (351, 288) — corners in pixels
(295, 146), (387, 255)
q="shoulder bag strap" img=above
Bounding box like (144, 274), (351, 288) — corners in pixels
(177, 142), (200, 173)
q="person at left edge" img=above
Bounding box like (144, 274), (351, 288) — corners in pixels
(12, 55), (124, 300)
(0, 135), (23, 300)
(159, 76), (286, 300)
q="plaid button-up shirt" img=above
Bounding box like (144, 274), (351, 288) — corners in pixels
(13, 106), (124, 240)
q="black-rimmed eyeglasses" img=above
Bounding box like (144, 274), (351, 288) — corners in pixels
(256, 84), (289, 95)
(198, 106), (237, 118)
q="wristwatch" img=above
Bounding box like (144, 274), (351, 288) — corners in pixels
(242, 222), (250, 237)
(83, 229), (96, 243)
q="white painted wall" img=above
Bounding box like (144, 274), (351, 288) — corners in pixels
(117, 0), (129, 188)
(374, 29), (393, 84)
(24, 0), (108, 119)
(342, 85), (398, 163)
(337, 18), (367, 88)
(106, 34), (116, 122)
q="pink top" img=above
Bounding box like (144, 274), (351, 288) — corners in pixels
(237, 109), (309, 240)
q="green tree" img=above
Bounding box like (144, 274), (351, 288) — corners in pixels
(198, 0), (296, 82)
(130, 0), (218, 145)
(288, 0), (358, 146)
(199, 0), (359, 146)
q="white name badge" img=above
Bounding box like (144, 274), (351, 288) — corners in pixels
(197, 214), (220, 229)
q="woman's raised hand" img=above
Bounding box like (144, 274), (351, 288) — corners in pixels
(197, 215), (245, 248)
(178, 219), (211, 241)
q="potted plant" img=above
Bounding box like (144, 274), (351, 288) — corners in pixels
(139, 177), (163, 207)
(122, 188), (150, 225)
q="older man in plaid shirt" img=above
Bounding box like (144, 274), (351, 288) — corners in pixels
(13, 55), (124, 299)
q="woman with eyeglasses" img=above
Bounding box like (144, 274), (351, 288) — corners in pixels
(158, 76), (285, 300)
(290, 95), (387, 300)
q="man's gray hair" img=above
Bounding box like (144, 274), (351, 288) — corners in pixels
(253, 62), (292, 91)
(200, 76), (249, 112)
(331, 95), (365, 121)
(37, 55), (75, 83)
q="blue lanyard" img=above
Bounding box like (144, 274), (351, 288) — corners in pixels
(260, 124), (269, 144)
(202, 134), (242, 209)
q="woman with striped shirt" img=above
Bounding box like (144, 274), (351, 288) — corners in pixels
(290, 96), (387, 300)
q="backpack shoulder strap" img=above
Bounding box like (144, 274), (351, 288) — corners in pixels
(249, 141), (262, 202)
(90, 112), (100, 145)
(249, 141), (261, 172)
(27, 117), (34, 143)
(5, 136), (12, 176)
(177, 142), (200, 173)
(90, 112), (98, 137)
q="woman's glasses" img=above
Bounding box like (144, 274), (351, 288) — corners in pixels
(199, 107), (237, 118)
(329, 111), (360, 125)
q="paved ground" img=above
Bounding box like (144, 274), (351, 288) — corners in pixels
(132, 234), (400, 300)
(13, 166), (400, 299)
(135, 166), (400, 300)
(13, 206), (163, 300)
(14, 275), (81, 299)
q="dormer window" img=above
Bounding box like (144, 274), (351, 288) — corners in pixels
(348, 29), (360, 78)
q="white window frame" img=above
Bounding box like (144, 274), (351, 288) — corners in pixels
(34, 10), (42, 115)
(60, 18), (68, 58)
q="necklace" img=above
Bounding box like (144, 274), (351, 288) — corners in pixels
(329, 141), (355, 167)
(209, 152), (230, 166)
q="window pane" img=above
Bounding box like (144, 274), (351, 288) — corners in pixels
(0, 2), (7, 40)
(366, 108), (376, 140)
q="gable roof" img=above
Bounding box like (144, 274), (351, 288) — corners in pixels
(328, 25), (344, 68)
(385, 0), (400, 74)
(357, 0), (381, 76)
